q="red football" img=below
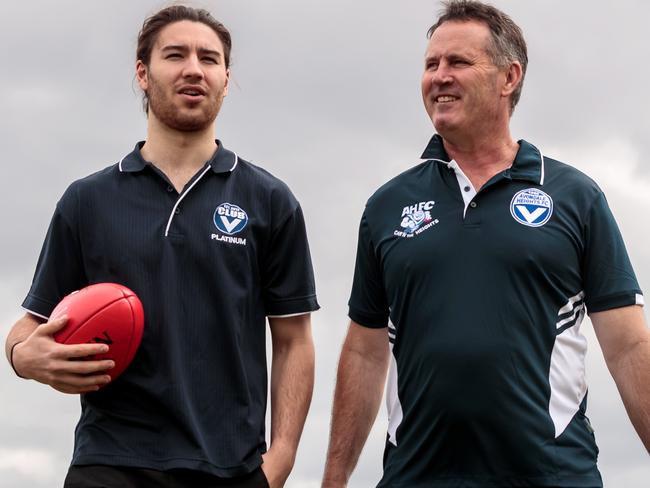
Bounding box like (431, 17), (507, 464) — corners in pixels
(50, 283), (144, 383)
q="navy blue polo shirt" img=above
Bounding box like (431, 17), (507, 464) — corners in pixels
(349, 135), (643, 487)
(23, 141), (319, 477)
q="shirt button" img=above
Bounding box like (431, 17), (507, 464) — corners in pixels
(167, 185), (174, 192)
(463, 186), (471, 192)
(174, 207), (181, 215)
(469, 201), (477, 208)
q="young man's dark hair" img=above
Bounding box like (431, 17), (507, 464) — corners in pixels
(136, 5), (232, 113)
(428, 0), (528, 112)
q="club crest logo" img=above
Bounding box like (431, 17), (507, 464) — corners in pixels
(394, 200), (439, 238)
(510, 188), (553, 227)
(213, 202), (248, 235)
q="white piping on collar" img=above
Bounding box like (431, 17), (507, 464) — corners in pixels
(428, 157), (451, 164)
(164, 165), (212, 237)
(229, 152), (239, 172)
(118, 156), (126, 173)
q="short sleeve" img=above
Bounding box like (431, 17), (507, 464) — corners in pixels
(582, 191), (644, 313)
(348, 212), (389, 328)
(262, 204), (319, 317)
(22, 188), (87, 318)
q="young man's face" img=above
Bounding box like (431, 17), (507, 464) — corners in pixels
(421, 20), (510, 140)
(137, 20), (230, 132)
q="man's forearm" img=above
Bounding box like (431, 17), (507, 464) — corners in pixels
(5, 313), (40, 367)
(593, 306), (650, 453)
(323, 326), (389, 487)
(608, 338), (650, 452)
(268, 334), (315, 459)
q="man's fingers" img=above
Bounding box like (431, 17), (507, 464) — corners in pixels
(64, 359), (115, 375)
(47, 358), (114, 377)
(36, 315), (68, 335)
(51, 373), (112, 392)
(31, 315), (110, 360)
(58, 342), (110, 360)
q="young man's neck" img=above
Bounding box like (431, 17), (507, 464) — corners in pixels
(140, 115), (218, 191)
(140, 114), (217, 193)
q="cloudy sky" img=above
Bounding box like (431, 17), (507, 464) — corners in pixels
(1, 1), (649, 486)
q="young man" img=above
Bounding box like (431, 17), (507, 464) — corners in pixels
(5, 6), (318, 488)
(323, 1), (648, 487)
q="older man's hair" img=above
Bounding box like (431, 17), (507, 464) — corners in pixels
(428, 0), (528, 113)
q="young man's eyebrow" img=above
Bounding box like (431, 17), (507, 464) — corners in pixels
(197, 48), (222, 58)
(161, 44), (187, 52)
(161, 45), (222, 58)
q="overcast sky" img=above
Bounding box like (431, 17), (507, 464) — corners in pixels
(1, 1), (649, 487)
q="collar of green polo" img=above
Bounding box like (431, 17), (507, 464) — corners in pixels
(420, 134), (545, 185)
(118, 140), (239, 175)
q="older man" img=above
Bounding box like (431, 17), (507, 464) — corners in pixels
(323, 1), (648, 487)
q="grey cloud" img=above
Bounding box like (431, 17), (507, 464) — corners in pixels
(1, 1), (649, 487)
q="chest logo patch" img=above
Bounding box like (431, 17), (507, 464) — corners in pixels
(510, 188), (553, 227)
(393, 200), (439, 238)
(213, 202), (248, 235)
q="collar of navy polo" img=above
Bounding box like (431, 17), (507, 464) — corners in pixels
(118, 139), (238, 174)
(420, 134), (546, 185)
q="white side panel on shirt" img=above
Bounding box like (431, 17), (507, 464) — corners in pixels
(386, 321), (404, 447)
(548, 291), (588, 438)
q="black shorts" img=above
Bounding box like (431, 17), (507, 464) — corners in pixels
(63, 465), (270, 488)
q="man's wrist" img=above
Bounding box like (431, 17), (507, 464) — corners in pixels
(265, 443), (296, 469)
(321, 474), (348, 488)
(268, 437), (297, 455)
(263, 441), (296, 484)
(9, 341), (26, 378)
(321, 461), (352, 488)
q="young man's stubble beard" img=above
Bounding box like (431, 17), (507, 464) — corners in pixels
(146, 71), (225, 132)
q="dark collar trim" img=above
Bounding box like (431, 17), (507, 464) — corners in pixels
(118, 140), (238, 175)
(420, 134), (545, 185)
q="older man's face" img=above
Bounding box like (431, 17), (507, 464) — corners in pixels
(422, 20), (508, 140)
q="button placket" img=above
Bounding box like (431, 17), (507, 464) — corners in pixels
(164, 165), (212, 237)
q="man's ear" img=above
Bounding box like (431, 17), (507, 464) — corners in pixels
(223, 68), (230, 97)
(136, 60), (149, 91)
(501, 61), (523, 98)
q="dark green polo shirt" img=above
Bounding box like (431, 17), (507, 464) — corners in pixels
(349, 135), (643, 487)
(23, 141), (319, 477)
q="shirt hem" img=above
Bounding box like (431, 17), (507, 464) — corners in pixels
(587, 290), (643, 313)
(265, 295), (319, 316)
(71, 452), (262, 478)
(383, 475), (602, 487)
(349, 308), (388, 328)
(21, 294), (57, 319)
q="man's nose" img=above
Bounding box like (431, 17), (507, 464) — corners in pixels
(182, 54), (204, 79)
(432, 62), (453, 86)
